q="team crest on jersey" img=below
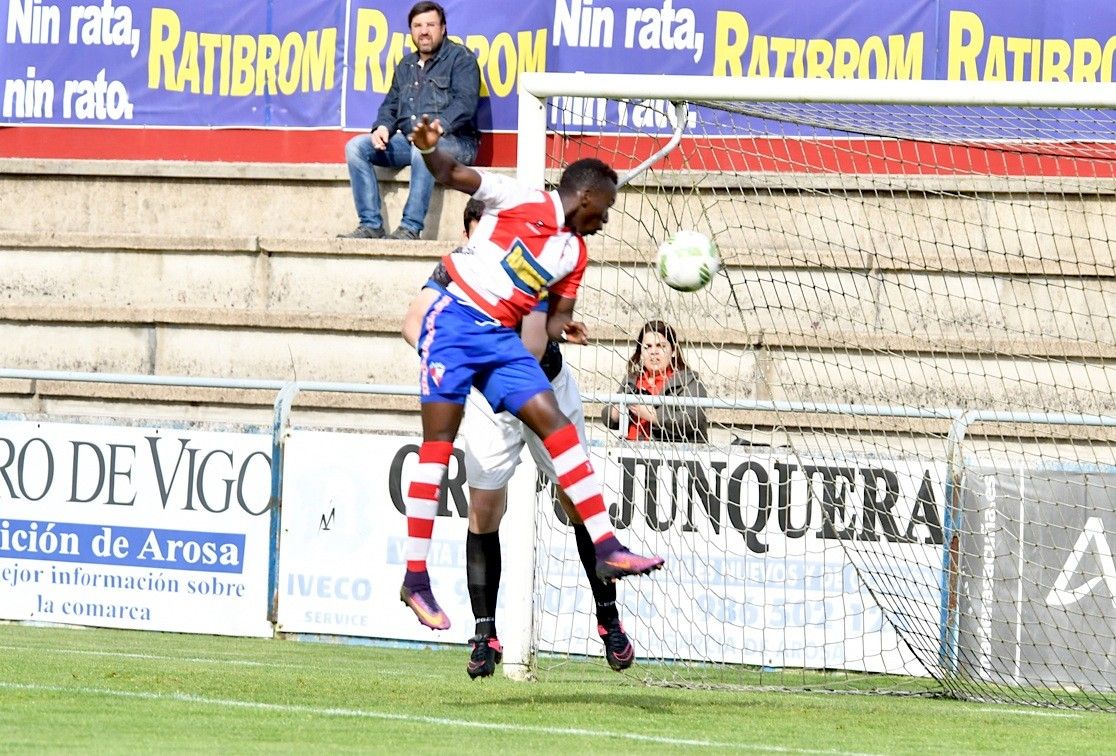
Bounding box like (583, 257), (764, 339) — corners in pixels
(426, 361), (446, 387)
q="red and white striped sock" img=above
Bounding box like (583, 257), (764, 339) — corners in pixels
(405, 440), (453, 575)
(543, 424), (621, 555)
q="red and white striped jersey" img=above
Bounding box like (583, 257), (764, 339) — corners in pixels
(443, 172), (587, 327)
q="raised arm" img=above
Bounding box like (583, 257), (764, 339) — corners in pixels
(411, 116), (481, 195)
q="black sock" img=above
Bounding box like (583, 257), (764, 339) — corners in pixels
(466, 530), (501, 638)
(573, 523), (618, 625)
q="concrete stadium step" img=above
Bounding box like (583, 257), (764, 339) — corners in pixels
(7, 158), (1116, 261)
(5, 224), (1116, 433)
(0, 159), (488, 241)
(6, 230), (1114, 357)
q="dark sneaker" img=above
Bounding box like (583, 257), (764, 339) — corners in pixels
(467, 635), (503, 679)
(595, 547), (665, 583)
(387, 226), (421, 241)
(598, 619), (635, 671)
(400, 581), (451, 630)
(338, 225), (385, 239)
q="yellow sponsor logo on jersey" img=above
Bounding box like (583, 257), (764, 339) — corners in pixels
(502, 240), (550, 294)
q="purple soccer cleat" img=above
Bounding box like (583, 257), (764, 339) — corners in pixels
(400, 571), (451, 630)
(595, 546), (665, 583)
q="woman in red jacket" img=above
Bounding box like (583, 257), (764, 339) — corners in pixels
(602, 320), (709, 442)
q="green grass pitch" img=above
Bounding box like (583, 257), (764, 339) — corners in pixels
(0, 623), (1111, 754)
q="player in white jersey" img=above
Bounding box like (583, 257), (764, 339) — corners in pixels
(402, 202), (636, 677)
(397, 115), (664, 633)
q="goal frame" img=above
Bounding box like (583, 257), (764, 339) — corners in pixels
(505, 73), (1116, 687)
(517, 75), (1116, 189)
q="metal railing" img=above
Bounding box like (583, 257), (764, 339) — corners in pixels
(7, 366), (1116, 674)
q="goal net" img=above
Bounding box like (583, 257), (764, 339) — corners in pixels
(510, 75), (1116, 712)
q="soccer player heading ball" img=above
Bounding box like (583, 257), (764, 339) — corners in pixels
(399, 114), (665, 632)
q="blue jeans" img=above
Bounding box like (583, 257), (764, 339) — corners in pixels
(344, 131), (478, 233)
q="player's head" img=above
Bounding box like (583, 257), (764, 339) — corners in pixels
(408, 2), (446, 58)
(628, 319), (687, 376)
(558, 158), (618, 237)
(463, 198), (484, 239)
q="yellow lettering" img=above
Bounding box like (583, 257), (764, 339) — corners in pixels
(466, 30), (545, 98)
(983, 36), (1006, 80)
(353, 9), (388, 92)
(148, 8), (180, 90)
(1072, 38), (1102, 82)
(792, 39), (807, 77)
(770, 37), (795, 77)
(464, 34), (491, 96)
(278, 32), (302, 95)
(177, 31), (200, 92)
(1006, 36), (1031, 81)
(887, 33), (922, 79)
(487, 32), (516, 98)
(506, 247), (546, 294)
(1041, 39), (1070, 82)
(858, 36), (885, 78)
(805, 39), (833, 78)
(713, 11), (747, 77)
(517, 29), (547, 83)
(198, 33), (220, 95)
(219, 34), (232, 95)
(230, 34), (255, 96)
(833, 37), (858, 79)
(1102, 38), (1116, 83)
(302, 29), (336, 92)
(747, 34), (770, 77)
(254, 33), (279, 94)
(948, 10), (983, 80)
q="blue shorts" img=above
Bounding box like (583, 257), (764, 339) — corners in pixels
(418, 292), (551, 414)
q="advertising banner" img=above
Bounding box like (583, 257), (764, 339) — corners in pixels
(1, 0), (346, 127)
(6, 1), (1116, 132)
(957, 468), (1116, 691)
(0, 419), (273, 637)
(278, 429), (945, 674)
(276, 431), (494, 642)
(539, 444), (944, 672)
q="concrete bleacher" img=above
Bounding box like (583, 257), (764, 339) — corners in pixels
(4, 158), (1116, 443)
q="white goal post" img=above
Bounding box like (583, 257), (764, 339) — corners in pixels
(516, 74), (1116, 187)
(504, 73), (1116, 711)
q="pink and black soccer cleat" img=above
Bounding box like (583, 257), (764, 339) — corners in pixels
(598, 619), (635, 671)
(466, 635), (503, 679)
(595, 547), (665, 583)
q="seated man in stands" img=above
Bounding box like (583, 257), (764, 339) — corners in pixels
(339, 2), (480, 241)
(601, 320), (709, 442)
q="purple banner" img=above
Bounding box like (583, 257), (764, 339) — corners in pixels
(3, 1), (1116, 130)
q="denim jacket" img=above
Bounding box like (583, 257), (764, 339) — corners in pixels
(373, 39), (481, 142)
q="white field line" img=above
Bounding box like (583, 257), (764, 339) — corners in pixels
(0, 681), (883, 755)
(789, 692), (1090, 719)
(972, 707), (1084, 719)
(0, 644), (439, 678)
(0, 644), (311, 669)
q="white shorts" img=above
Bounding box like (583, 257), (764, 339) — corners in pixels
(461, 363), (586, 490)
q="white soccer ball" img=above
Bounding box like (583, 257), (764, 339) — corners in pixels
(657, 230), (721, 292)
